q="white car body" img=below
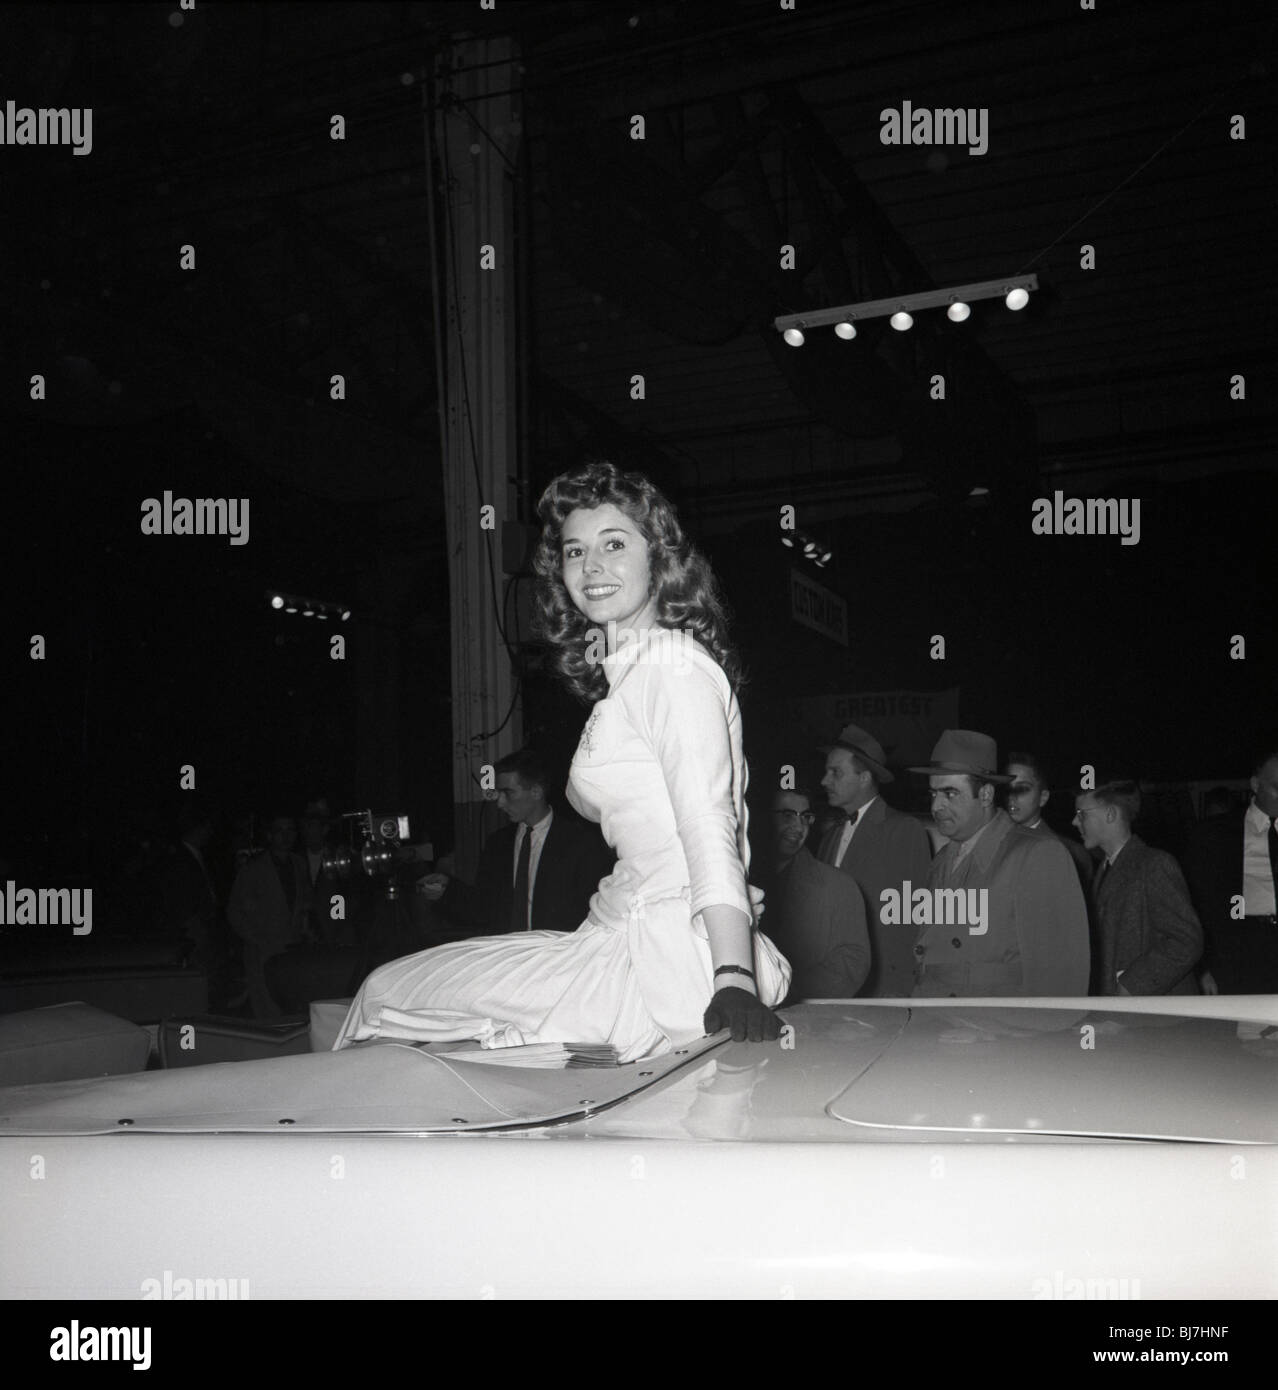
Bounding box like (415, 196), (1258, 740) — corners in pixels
(2, 996), (1275, 1299)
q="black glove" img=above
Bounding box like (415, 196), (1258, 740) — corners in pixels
(703, 986), (784, 1043)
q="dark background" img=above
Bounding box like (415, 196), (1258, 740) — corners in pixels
(2, 0), (1274, 906)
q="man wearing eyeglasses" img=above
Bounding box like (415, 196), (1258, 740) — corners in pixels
(759, 786), (870, 1002)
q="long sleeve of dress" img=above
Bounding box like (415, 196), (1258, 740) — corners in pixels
(622, 646), (752, 926)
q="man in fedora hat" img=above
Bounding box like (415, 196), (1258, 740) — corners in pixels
(816, 723), (933, 996)
(910, 730), (1090, 997)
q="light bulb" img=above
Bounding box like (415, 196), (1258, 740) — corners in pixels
(1005, 287), (1029, 311)
(783, 327), (805, 347)
(890, 310), (913, 331)
(947, 301), (971, 322)
(834, 321), (856, 340)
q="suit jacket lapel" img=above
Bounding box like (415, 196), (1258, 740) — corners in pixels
(970, 811), (1014, 873)
(531, 818), (558, 930)
(496, 822), (518, 924)
(842, 796), (886, 870)
(932, 840), (961, 885)
(1233, 815), (1246, 898)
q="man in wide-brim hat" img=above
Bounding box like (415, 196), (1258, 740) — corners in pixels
(909, 729), (1090, 998)
(814, 723), (933, 997)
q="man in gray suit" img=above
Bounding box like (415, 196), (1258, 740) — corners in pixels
(760, 785), (870, 1002)
(1074, 780), (1202, 995)
(911, 730), (1090, 997)
(815, 724), (932, 996)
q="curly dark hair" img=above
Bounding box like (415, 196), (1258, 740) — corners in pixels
(531, 461), (746, 705)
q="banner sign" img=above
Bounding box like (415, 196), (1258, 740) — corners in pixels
(789, 568), (848, 647)
(783, 688), (961, 768)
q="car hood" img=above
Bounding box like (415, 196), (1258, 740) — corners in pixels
(582, 998), (1278, 1144)
(0, 998), (1274, 1142)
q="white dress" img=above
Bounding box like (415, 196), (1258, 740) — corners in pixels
(332, 628), (791, 1063)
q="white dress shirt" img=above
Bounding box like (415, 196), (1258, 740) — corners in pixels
(1243, 799), (1276, 916)
(831, 796), (878, 868)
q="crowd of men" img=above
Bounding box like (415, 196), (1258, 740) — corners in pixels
(423, 729), (1276, 1003)
(162, 732), (1277, 1018)
(755, 725), (1278, 1001)
(158, 797), (360, 1016)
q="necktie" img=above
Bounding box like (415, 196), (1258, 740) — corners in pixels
(1094, 858), (1109, 895)
(819, 808), (859, 867)
(511, 827), (531, 932)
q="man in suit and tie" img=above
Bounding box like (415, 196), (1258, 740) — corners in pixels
(911, 730), (1089, 997)
(226, 811), (312, 1017)
(419, 748), (614, 936)
(1073, 779), (1202, 995)
(758, 784), (870, 1002)
(815, 723), (932, 997)
(1184, 748), (1278, 994)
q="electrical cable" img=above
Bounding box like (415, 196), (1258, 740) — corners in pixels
(1014, 31), (1274, 275)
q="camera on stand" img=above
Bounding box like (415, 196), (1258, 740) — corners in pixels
(322, 811), (432, 901)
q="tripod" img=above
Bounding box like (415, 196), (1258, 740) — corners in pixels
(354, 875), (430, 982)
